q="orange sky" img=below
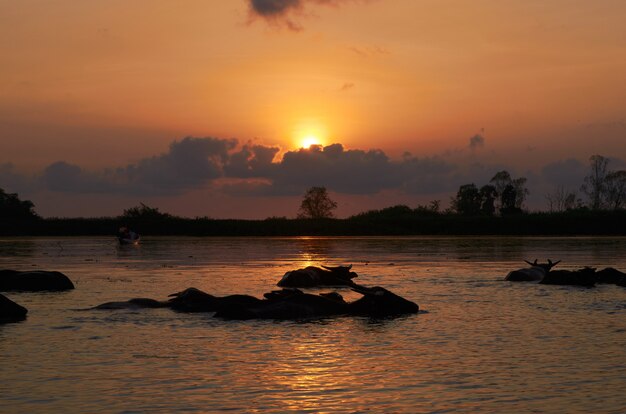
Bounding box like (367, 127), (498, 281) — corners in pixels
(1, 0), (626, 217)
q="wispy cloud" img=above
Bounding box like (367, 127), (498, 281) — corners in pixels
(348, 45), (389, 57)
(469, 134), (485, 151)
(247, 0), (372, 31)
(339, 82), (354, 91)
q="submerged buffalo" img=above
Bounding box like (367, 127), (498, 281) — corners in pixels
(505, 259), (560, 282)
(0, 293), (28, 323)
(89, 288), (262, 312)
(167, 288), (263, 313)
(505, 261), (626, 288)
(216, 284), (419, 319)
(91, 298), (168, 310)
(89, 284), (419, 320)
(278, 265), (358, 288)
(0, 269), (75, 292)
(540, 267), (597, 287)
(595, 267), (626, 286)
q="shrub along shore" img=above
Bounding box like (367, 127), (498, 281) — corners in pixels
(1, 210), (625, 237)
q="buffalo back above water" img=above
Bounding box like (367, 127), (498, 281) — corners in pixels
(504, 259), (560, 282)
(348, 285), (420, 317)
(277, 265), (357, 288)
(0, 293), (28, 323)
(0, 269), (75, 292)
(539, 267), (597, 287)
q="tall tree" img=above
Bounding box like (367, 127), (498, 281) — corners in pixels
(0, 188), (39, 220)
(297, 186), (338, 219)
(512, 177), (529, 209)
(581, 154), (609, 209)
(451, 184), (482, 215)
(490, 170), (528, 213)
(545, 185), (578, 212)
(489, 170), (512, 197)
(605, 170), (626, 210)
(500, 184), (521, 214)
(479, 184), (497, 215)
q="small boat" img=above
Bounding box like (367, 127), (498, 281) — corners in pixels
(118, 227), (140, 245)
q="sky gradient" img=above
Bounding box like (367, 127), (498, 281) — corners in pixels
(1, 0), (626, 218)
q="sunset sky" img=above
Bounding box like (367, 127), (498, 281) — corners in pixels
(1, 0), (626, 218)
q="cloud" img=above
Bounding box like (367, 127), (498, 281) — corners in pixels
(36, 137), (237, 196)
(540, 158), (587, 187)
(41, 161), (108, 193)
(469, 134), (485, 150)
(247, 0), (370, 30)
(125, 137), (235, 193)
(249, 0), (302, 17)
(348, 45), (390, 57)
(268, 143), (400, 194)
(224, 143), (280, 178)
(6, 135), (618, 215)
(339, 82), (355, 91)
(0, 163), (34, 193)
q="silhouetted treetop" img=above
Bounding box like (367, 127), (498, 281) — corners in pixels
(0, 188), (39, 220)
(120, 203), (174, 220)
(297, 187), (337, 219)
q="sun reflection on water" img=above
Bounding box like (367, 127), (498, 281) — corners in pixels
(262, 327), (359, 412)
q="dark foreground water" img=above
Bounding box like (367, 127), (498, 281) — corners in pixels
(1, 236), (625, 413)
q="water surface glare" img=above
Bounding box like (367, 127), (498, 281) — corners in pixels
(1, 236), (625, 413)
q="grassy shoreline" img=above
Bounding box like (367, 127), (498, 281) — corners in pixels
(1, 210), (625, 237)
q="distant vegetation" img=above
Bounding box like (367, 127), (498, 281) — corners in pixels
(1, 154), (625, 236)
(0, 189), (39, 221)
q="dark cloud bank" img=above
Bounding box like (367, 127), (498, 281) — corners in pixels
(1, 135), (612, 213)
(247, 0), (367, 30)
(3, 137), (458, 197)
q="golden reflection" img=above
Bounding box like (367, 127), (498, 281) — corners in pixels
(293, 237), (337, 268)
(259, 327), (358, 413)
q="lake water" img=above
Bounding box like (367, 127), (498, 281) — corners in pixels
(1, 236), (625, 413)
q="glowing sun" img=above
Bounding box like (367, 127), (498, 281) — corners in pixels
(300, 135), (323, 149)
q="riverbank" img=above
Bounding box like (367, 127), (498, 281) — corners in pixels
(1, 210), (625, 237)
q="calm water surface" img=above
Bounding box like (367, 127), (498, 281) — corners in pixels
(1, 236), (625, 413)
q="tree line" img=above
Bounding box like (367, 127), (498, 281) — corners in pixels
(450, 154), (625, 216)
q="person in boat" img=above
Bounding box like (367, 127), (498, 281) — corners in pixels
(118, 226), (139, 244)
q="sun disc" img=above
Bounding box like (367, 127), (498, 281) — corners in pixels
(301, 135), (322, 149)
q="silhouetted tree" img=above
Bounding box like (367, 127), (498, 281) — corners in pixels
(511, 177), (529, 208)
(413, 199), (441, 215)
(0, 188), (39, 220)
(545, 185), (579, 212)
(489, 170), (528, 213)
(297, 186), (337, 219)
(605, 170), (626, 210)
(581, 154), (609, 210)
(500, 184), (522, 214)
(120, 203), (173, 219)
(451, 184), (482, 215)
(479, 185), (497, 215)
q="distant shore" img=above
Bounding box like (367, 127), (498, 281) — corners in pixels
(1, 210), (625, 237)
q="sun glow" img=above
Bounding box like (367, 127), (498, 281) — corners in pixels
(300, 135), (323, 149)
